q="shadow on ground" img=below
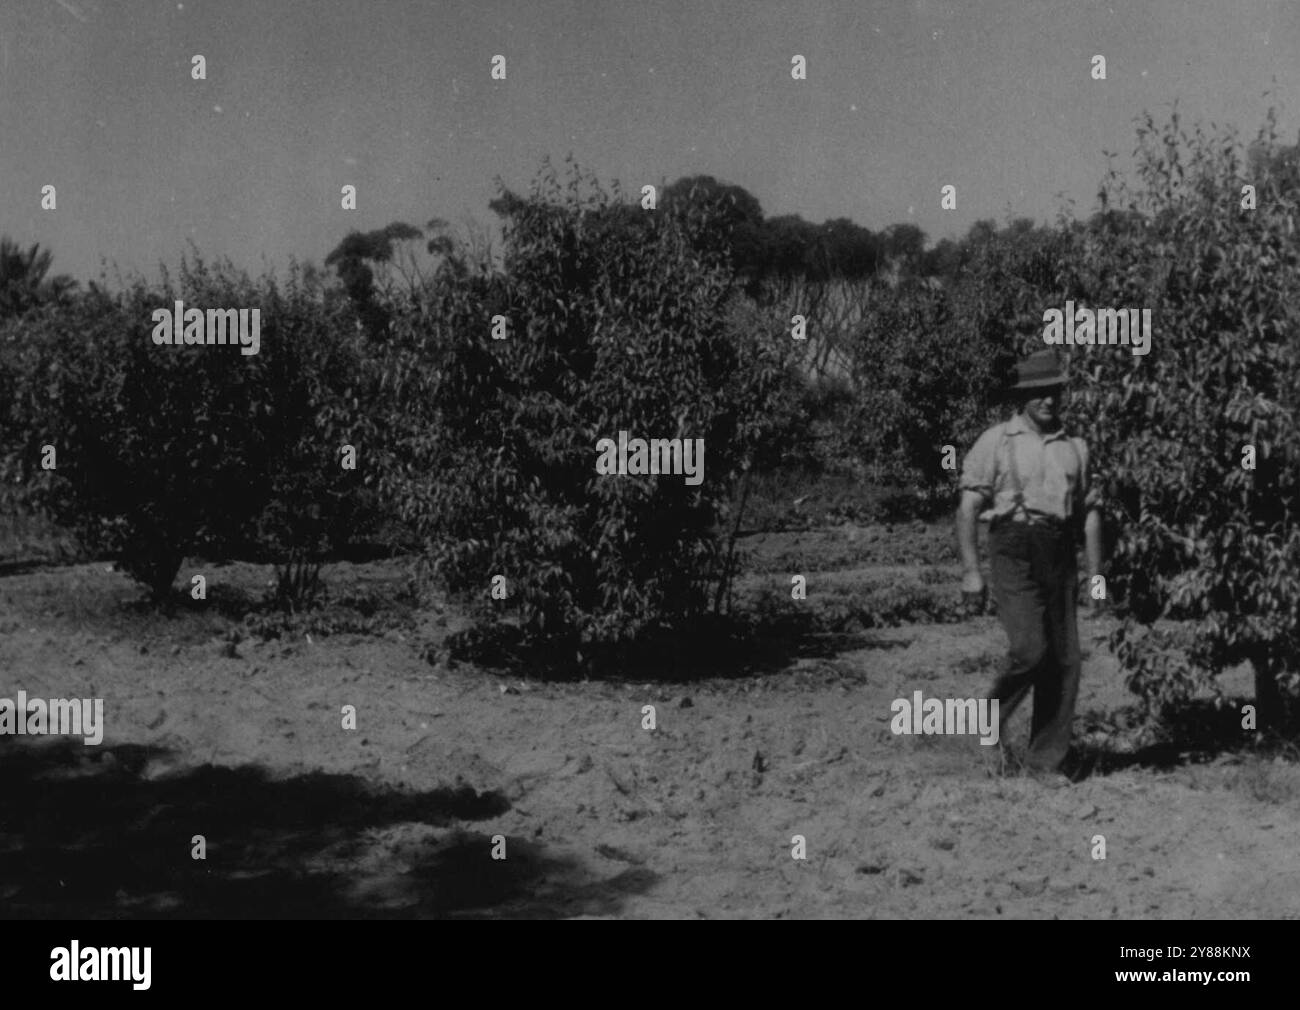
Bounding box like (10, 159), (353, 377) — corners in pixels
(442, 611), (922, 683)
(1065, 697), (1300, 782)
(0, 738), (656, 919)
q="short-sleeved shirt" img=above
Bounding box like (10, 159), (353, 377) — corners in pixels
(959, 414), (1099, 524)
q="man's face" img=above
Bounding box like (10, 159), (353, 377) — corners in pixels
(1022, 384), (1065, 429)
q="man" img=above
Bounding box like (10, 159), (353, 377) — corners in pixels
(955, 348), (1104, 784)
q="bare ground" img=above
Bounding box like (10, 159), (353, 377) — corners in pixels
(2, 523), (1298, 919)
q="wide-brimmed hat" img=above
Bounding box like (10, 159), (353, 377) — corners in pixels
(1007, 348), (1068, 391)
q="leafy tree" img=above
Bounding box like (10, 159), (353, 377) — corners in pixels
(324, 222), (425, 338)
(921, 237), (962, 280)
(0, 238), (76, 319)
(841, 217), (1081, 489)
(964, 218), (999, 249)
(0, 256), (376, 604)
(661, 175), (764, 234)
(1071, 109), (1300, 727)
(377, 162), (802, 661)
(880, 222), (927, 269)
(661, 175), (768, 281)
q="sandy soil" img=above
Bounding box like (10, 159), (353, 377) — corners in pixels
(2, 524), (1299, 919)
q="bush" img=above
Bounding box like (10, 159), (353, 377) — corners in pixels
(377, 161), (804, 659)
(842, 224), (1085, 491)
(1069, 109), (1300, 726)
(0, 255), (377, 603)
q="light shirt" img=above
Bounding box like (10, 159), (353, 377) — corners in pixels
(960, 413), (1098, 523)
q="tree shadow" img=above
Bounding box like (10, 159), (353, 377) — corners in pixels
(442, 613), (915, 684)
(1064, 697), (1300, 782)
(0, 738), (657, 919)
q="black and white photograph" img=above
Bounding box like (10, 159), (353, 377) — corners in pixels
(0, 0), (1295, 966)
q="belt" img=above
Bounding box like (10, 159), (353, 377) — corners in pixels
(992, 510), (1065, 531)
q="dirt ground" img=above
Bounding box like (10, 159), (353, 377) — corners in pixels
(3, 522), (1299, 919)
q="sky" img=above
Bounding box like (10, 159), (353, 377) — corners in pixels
(1, 0), (1298, 284)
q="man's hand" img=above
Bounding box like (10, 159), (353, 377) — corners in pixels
(961, 570), (987, 616)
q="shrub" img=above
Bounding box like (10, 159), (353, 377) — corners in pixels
(376, 161), (804, 660)
(1070, 109), (1300, 726)
(0, 256), (376, 603)
(841, 223), (1083, 492)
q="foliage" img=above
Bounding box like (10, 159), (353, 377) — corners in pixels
(1069, 108), (1300, 724)
(377, 160), (804, 658)
(0, 255), (376, 604)
(0, 238), (77, 320)
(839, 223), (1075, 489)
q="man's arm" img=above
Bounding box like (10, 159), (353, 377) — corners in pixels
(957, 490), (986, 606)
(956, 426), (998, 611)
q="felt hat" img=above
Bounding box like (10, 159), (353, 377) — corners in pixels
(1008, 348), (1068, 391)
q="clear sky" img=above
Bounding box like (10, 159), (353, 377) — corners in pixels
(2, 0), (1297, 284)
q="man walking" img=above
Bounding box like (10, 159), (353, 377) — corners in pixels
(956, 349), (1104, 784)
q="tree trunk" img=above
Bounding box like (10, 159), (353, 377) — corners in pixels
(713, 466), (754, 616)
(1251, 655), (1285, 731)
(120, 540), (182, 605)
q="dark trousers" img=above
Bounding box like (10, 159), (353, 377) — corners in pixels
(986, 521), (1081, 771)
